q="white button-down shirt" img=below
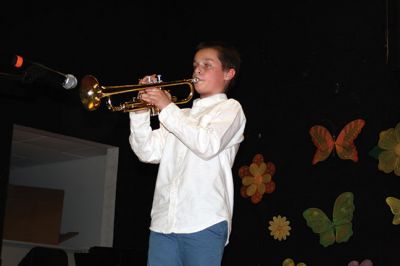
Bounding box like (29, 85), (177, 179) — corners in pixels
(129, 93), (246, 245)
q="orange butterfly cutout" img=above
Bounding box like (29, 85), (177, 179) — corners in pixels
(309, 119), (366, 165)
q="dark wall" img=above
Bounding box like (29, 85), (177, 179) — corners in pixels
(1, 1), (400, 265)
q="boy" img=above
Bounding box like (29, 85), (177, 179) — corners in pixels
(129, 41), (246, 266)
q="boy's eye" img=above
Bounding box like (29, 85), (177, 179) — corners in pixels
(193, 62), (213, 71)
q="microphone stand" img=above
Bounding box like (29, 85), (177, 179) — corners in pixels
(0, 72), (23, 82)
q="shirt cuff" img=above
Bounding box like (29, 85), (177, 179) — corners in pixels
(158, 103), (179, 122)
(129, 110), (150, 119)
(129, 110), (150, 125)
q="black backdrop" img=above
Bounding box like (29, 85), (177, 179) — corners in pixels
(1, 1), (400, 265)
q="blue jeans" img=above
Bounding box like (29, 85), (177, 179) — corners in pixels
(147, 221), (228, 266)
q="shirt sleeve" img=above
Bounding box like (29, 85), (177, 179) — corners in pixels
(158, 99), (246, 160)
(128, 111), (167, 164)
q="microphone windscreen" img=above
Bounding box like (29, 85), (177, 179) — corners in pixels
(63, 74), (78, 89)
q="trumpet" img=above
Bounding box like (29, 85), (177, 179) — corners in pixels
(79, 74), (198, 113)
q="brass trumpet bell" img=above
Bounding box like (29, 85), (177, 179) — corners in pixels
(79, 75), (198, 113)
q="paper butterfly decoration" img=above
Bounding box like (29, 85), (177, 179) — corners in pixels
(386, 196), (400, 225)
(348, 259), (373, 266)
(303, 192), (355, 247)
(309, 119), (365, 165)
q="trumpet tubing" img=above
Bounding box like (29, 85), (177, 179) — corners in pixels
(79, 75), (198, 113)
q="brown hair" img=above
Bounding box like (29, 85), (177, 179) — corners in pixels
(195, 41), (241, 90)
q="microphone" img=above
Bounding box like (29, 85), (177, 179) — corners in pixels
(12, 55), (78, 90)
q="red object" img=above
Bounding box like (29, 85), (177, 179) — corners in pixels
(14, 55), (24, 68)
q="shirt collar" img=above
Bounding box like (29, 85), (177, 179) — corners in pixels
(192, 93), (227, 108)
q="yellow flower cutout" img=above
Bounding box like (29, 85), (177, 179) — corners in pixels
(268, 215), (291, 241)
(378, 122), (400, 176)
(282, 258), (307, 266)
(238, 154), (276, 204)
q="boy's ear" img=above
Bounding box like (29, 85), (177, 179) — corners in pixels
(224, 68), (236, 81)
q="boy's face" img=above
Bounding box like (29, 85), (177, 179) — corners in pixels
(192, 48), (235, 98)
